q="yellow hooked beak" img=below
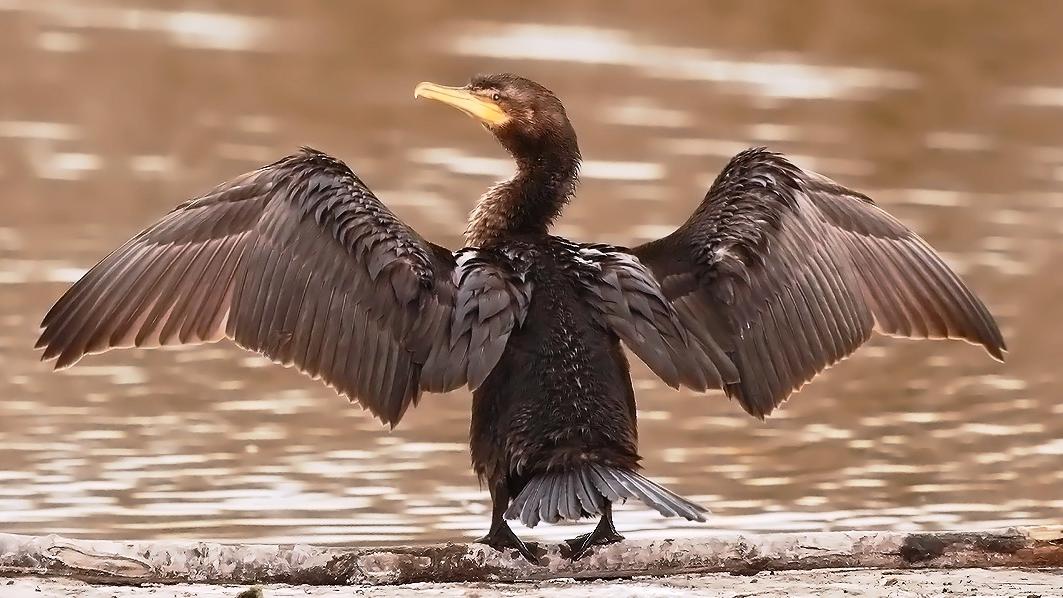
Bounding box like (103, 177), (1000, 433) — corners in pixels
(414, 82), (510, 126)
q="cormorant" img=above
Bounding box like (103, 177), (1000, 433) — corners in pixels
(36, 73), (1006, 563)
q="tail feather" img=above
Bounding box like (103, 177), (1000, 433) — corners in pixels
(574, 468), (604, 516)
(561, 473), (580, 521)
(517, 476), (545, 527)
(505, 464), (708, 528)
(600, 467), (669, 515)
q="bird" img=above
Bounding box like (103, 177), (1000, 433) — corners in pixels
(35, 73), (1006, 564)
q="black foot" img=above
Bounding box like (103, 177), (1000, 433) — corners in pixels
(476, 523), (544, 564)
(563, 527), (625, 560)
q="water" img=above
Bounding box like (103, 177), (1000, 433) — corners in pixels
(0, 1), (1060, 546)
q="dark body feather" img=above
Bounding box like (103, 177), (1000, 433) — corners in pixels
(36, 74), (1004, 563)
(470, 236), (709, 527)
(471, 238), (640, 492)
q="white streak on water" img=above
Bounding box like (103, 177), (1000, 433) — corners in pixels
(162, 11), (268, 52)
(655, 137), (751, 158)
(411, 147), (664, 181)
(897, 188), (970, 207)
(1011, 85), (1063, 107)
(452, 23), (918, 100)
(1035, 439), (1063, 455)
(748, 123), (799, 142)
(410, 148), (511, 177)
(748, 123), (845, 144)
(583, 160), (664, 181)
(602, 99), (692, 128)
(0, 121), (79, 140)
(30, 152), (102, 180)
(0, 2), (273, 51)
(129, 154), (175, 176)
(36, 30), (83, 52)
(49, 267), (88, 282)
(65, 365), (147, 385)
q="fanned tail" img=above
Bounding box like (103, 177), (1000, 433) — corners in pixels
(504, 464), (708, 528)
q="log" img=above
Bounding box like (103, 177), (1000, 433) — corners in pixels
(0, 527), (1059, 586)
(8, 569), (1063, 598)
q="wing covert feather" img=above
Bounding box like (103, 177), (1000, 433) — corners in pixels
(561, 242), (737, 391)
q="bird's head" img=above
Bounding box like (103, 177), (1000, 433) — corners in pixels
(415, 73), (578, 162)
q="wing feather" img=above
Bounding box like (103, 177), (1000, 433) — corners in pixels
(37, 148), (531, 426)
(634, 148), (1005, 417)
(564, 242), (737, 391)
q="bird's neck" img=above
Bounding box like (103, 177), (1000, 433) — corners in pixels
(464, 147), (580, 247)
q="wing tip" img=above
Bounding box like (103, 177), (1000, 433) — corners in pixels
(984, 342), (1007, 363)
(35, 335), (78, 370)
(984, 322), (1007, 363)
(725, 380), (780, 420)
(37, 349), (72, 371)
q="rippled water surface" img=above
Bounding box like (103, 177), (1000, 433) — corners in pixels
(1, 1), (1061, 545)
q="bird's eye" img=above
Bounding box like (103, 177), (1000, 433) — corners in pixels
(492, 93), (501, 102)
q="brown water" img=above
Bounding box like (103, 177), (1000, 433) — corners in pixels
(1, 1), (1060, 546)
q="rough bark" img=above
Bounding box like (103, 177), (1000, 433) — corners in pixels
(0, 527), (1059, 586)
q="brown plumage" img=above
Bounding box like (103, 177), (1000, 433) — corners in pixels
(634, 152), (1005, 418)
(36, 150), (531, 426)
(37, 73), (1005, 563)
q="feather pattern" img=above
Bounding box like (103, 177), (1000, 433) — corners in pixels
(634, 148), (1006, 418)
(504, 464), (707, 527)
(36, 148), (531, 426)
(555, 240), (738, 392)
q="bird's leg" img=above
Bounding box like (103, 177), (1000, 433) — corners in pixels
(564, 501), (625, 560)
(474, 480), (541, 564)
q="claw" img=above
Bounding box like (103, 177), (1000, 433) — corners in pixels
(476, 522), (543, 564)
(564, 528), (625, 560)
(563, 503), (625, 560)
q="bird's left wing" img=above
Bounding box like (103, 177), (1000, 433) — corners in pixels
(36, 148), (531, 426)
(633, 148), (1005, 418)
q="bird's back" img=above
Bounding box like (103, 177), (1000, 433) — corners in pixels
(469, 237), (640, 490)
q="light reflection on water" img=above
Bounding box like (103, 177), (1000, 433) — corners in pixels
(452, 23), (917, 100)
(0, 1), (1060, 546)
(0, 1), (275, 52)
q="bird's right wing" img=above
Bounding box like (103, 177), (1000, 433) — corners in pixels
(36, 148), (531, 426)
(633, 148), (1005, 418)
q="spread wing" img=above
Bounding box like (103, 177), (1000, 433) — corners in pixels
(633, 148), (1006, 418)
(565, 242), (738, 391)
(36, 148), (530, 426)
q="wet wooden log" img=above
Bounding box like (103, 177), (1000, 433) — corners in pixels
(0, 527), (1060, 586)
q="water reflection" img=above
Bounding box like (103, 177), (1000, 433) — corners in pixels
(452, 23), (917, 99)
(412, 147), (664, 181)
(0, 1), (1059, 546)
(1, 2), (275, 52)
